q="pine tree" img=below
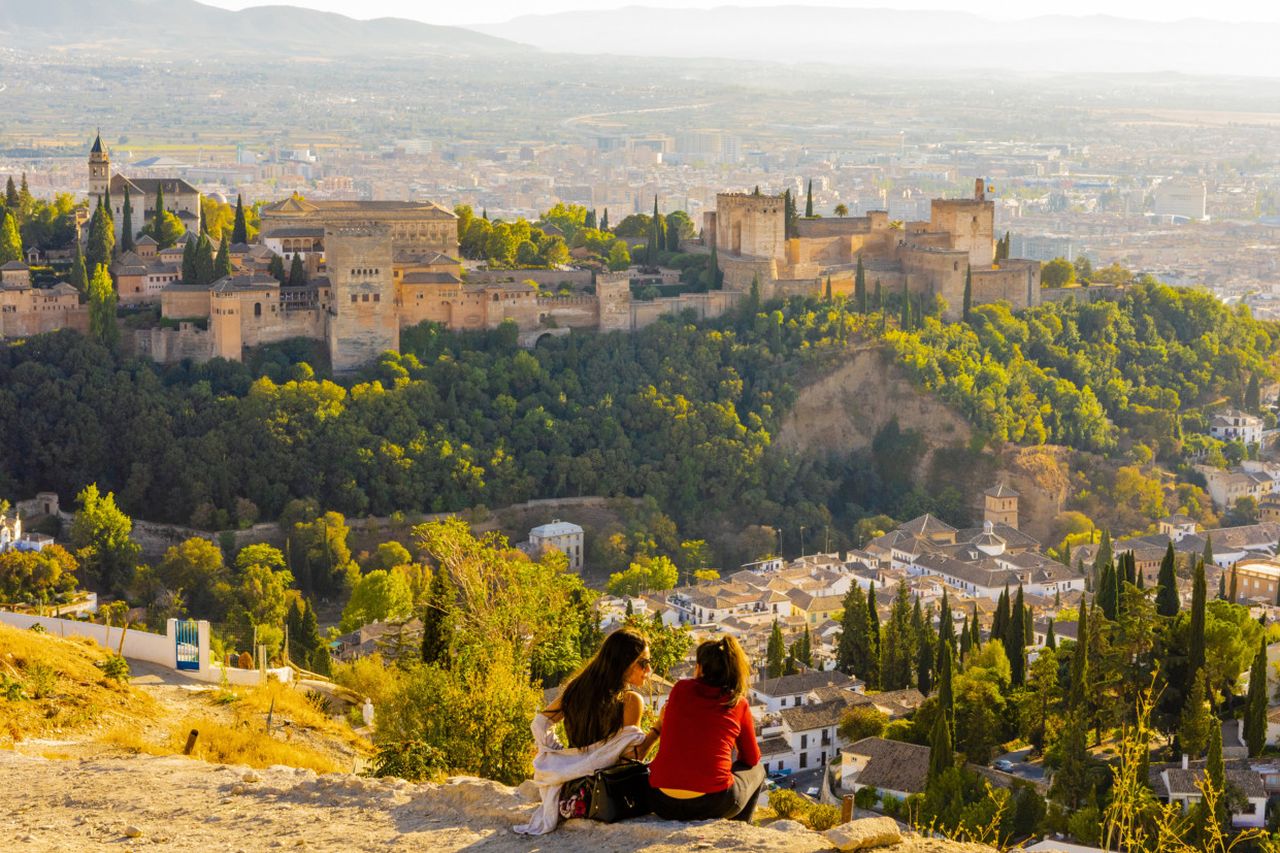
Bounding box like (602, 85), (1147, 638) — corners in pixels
(181, 236), (198, 283)
(1156, 541), (1180, 616)
(767, 619), (785, 678)
(1008, 585), (1026, 687)
(1245, 637), (1268, 756)
(962, 264), (972, 321)
(854, 254), (866, 313)
(120, 185), (134, 253)
(288, 253), (306, 287)
(805, 179), (814, 218)
(69, 242), (88, 293)
(152, 183), (166, 243)
(584, 209), (596, 231)
(1189, 558), (1207, 676)
(214, 233), (233, 279)
(3, 176), (16, 210)
(1044, 619), (1056, 650)
(880, 580), (915, 690)
(666, 214), (680, 252)
(421, 566), (456, 667)
(927, 711), (953, 782)
(232, 194), (248, 245)
(268, 254), (286, 284)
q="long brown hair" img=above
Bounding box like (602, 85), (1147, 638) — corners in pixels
(555, 627), (647, 748)
(696, 635), (751, 707)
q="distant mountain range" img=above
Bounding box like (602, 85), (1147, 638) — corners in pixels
(469, 5), (1280, 76)
(0, 0), (522, 58)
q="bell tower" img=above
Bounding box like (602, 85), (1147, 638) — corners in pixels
(88, 130), (110, 199)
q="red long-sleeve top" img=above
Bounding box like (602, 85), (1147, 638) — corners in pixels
(647, 678), (760, 794)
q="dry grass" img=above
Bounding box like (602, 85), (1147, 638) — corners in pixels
(169, 716), (343, 773)
(0, 623), (158, 744)
(226, 680), (372, 754)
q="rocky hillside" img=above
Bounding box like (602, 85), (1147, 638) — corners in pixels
(0, 751), (998, 852)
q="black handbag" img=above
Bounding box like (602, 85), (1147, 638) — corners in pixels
(586, 760), (652, 822)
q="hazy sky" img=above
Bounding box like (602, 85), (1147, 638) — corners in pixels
(202, 0), (1280, 26)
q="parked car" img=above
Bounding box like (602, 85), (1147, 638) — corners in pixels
(993, 759), (1015, 771)
(805, 786), (819, 797)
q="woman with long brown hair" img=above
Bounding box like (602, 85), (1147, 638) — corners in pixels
(514, 627), (657, 835)
(646, 634), (764, 822)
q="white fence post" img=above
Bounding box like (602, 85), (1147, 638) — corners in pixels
(197, 620), (211, 674)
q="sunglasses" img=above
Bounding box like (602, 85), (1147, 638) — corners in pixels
(635, 657), (653, 670)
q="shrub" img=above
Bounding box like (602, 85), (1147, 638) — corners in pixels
(367, 739), (446, 782)
(853, 785), (880, 809)
(95, 654), (130, 682)
(807, 803), (842, 830)
(768, 787), (808, 819)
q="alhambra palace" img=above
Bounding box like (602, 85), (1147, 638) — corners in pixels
(0, 139), (1040, 373)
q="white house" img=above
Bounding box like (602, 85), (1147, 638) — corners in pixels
(1210, 409), (1264, 446)
(0, 512), (52, 554)
(1153, 756), (1267, 829)
(528, 519), (584, 571)
(779, 699), (845, 772)
(751, 670), (857, 714)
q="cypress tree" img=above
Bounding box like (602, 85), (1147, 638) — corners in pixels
(993, 587), (1010, 643)
(667, 214), (680, 252)
(1009, 585), (1026, 687)
(421, 566), (456, 667)
(1246, 637), (1268, 756)
(805, 179), (814, 218)
(181, 236), (198, 283)
(1156, 542), (1180, 616)
(970, 602), (981, 649)
(232, 194), (248, 245)
(1203, 534), (1214, 570)
(1246, 373), (1261, 412)
(1092, 529), (1113, 590)
(268, 254), (286, 284)
(1045, 619), (1056, 650)
(899, 282), (911, 329)
(937, 640), (954, 737)
(1206, 717), (1227, 833)
(194, 234), (215, 285)
(927, 711), (953, 782)
(866, 581), (881, 688)
(1098, 562), (1118, 621)
(962, 264), (972, 321)
(288, 253), (306, 286)
(0, 210), (22, 264)
(836, 582), (868, 675)
(1069, 603), (1089, 708)
(959, 613), (971, 661)
(214, 233), (232, 279)
(800, 625), (813, 667)
(706, 241), (720, 290)
(854, 254), (866, 313)
(86, 199), (114, 273)
(86, 263), (118, 348)
(1189, 558), (1207, 676)
(584, 208), (596, 231)
(824, 275), (832, 301)
(767, 619), (785, 678)
(1179, 669), (1210, 758)
(69, 241), (88, 293)
(1219, 573), (1226, 600)
(913, 598), (932, 694)
(152, 183), (166, 242)
(880, 580), (914, 690)
(601, 208), (609, 232)
(1229, 564), (1239, 603)
(3, 176), (16, 210)
(120, 185), (134, 253)
(783, 189), (797, 238)
(285, 598), (305, 664)
(936, 588), (955, 669)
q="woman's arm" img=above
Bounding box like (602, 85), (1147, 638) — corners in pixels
(540, 695), (563, 724)
(631, 701), (665, 761)
(734, 700), (761, 767)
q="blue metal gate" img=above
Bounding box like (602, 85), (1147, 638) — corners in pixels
(175, 620), (199, 671)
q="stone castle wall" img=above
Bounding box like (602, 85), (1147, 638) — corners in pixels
(326, 227), (398, 374)
(716, 193), (786, 261)
(972, 260), (1042, 309)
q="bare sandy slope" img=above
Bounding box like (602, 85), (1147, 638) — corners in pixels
(0, 751), (997, 852)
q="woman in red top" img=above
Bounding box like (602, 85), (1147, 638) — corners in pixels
(646, 635), (765, 822)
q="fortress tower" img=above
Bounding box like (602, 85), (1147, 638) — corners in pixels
(88, 131), (110, 198)
(325, 225), (398, 374)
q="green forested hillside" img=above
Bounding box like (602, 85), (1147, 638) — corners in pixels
(0, 280), (1273, 561)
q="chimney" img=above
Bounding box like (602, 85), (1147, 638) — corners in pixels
(974, 178), (986, 201)
(1182, 753), (1189, 770)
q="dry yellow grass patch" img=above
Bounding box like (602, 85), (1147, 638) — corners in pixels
(232, 680), (371, 753)
(0, 623), (157, 743)
(169, 716), (343, 773)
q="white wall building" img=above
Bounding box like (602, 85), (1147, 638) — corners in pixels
(528, 519), (584, 571)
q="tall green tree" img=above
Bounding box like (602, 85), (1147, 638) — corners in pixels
(152, 183), (166, 242)
(962, 264), (972, 321)
(1008, 585), (1026, 687)
(936, 588), (956, 669)
(1245, 636), (1268, 756)
(1092, 529), (1113, 590)
(231, 194), (248, 245)
(70, 483), (140, 597)
(420, 564), (456, 667)
(288, 253), (306, 286)
(880, 580), (915, 690)
(1189, 558), (1207, 677)
(181, 236), (198, 283)
(1156, 542), (1180, 617)
(927, 711), (953, 782)
(194, 234), (215, 285)
(86, 199), (115, 273)
(1179, 669), (1210, 757)
(837, 583), (873, 678)
(783, 189), (797, 239)
(69, 241), (88, 293)
(854, 254), (866, 313)
(0, 210), (24, 264)
(1044, 619), (1056, 650)
(866, 581), (881, 688)
(936, 639), (954, 737)
(804, 179), (814, 218)
(214, 233), (233, 279)
(3, 176), (16, 210)
(86, 263), (118, 348)
(120, 185), (134, 253)
(1229, 564), (1238, 603)
(767, 618), (786, 678)
(915, 599), (934, 694)
(1069, 603), (1089, 708)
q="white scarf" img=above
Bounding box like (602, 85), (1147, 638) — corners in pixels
(512, 714), (645, 835)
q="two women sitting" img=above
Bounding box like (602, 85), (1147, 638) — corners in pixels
(514, 627), (764, 835)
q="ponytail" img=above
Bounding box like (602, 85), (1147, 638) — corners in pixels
(695, 635), (752, 707)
